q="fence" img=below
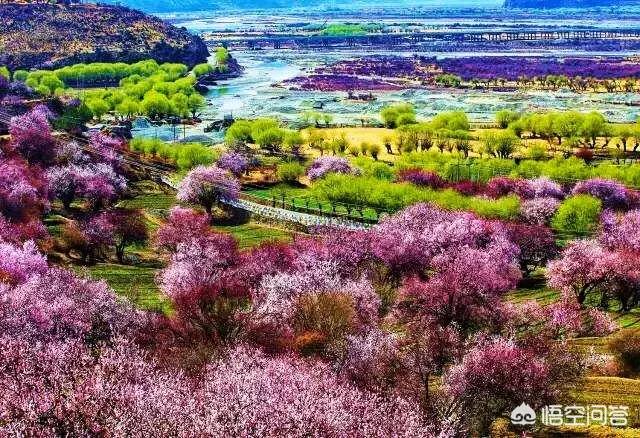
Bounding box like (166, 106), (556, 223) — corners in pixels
(241, 183), (394, 225)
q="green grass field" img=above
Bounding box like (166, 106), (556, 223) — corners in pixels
(509, 275), (640, 434)
(75, 263), (170, 313)
(509, 276), (640, 330)
(215, 222), (293, 249)
(571, 377), (640, 428)
(118, 191), (176, 213)
(244, 183), (381, 220)
(75, 180), (294, 308)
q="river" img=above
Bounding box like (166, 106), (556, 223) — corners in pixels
(132, 9), (640, 141)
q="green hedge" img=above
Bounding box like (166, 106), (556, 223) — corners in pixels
(395, 151), (640, 188)
(312, 174), (520, 220)
(551, 195), (602, 236)
(129, 138), (218, 171)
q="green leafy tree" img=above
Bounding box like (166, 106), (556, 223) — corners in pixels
(495, 110), (519, 129)
(141, 90), (172, 119)
(482, 130), (520, 159)
(115, 99), (140, 120)
(86, 98), (111, 120)
(368, 143), (381, 160)
(432, 111), (470, 132)
(12, 70), (28, 82)
(40, 74), (65, 95)
(171, 92), (190, 118)
(255, 127), (285, 152)
(328, 134), (349, 155)
(193, 63), (214, 77)
(580, 112), (607, 149)
(277, 162), (305, 183)
(552, 111), (583, 145)
(551, 195), (602, 236)
(435, 73), (462, 88)
(381, 103), (415, 128)
(215, 47), (230, 67)
(187, 93), (205, 118)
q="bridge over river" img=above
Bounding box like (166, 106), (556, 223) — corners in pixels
(209, 28), (640, 50)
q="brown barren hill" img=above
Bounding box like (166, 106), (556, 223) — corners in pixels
(0, 2), (210, 70)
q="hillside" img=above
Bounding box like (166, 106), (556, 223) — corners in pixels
(504, 0), (637, 7)
(0, 3), (209, 70)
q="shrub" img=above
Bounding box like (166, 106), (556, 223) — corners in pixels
(313, 174), (520, 220)
(225, 120), (253, 144)
(485, 176), (519, 198)
(608, 328), (640, 375)
(495, 109), (520, 129)
(551, 195), (602, 236)
(380, 103), (415, 128)
(572, 178), (630, 210)
(352, 157), (393, 180)
(255, 127), (285, 152)
(450, 180), (484, 196)
(526, 143), (548, 160)
(396, 169), (445, 188)
(129, 138), (218, 171)
(217, 152), (250, 176)
(520, 177), (565, 199)
(12, 70), (28, 82)
(0, 75), (7, 99)
(520, 197), (560, 225)
(277, 162), (305, 183)
(575, 147), (594, 163)
(0, 66), (10, 80)
(193, 63), (214, 77)
(307, 156), (355, 181)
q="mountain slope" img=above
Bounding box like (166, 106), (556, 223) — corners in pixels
(0, 3), (209, 70)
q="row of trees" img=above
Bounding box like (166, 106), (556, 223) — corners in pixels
(378, 105), (640, 159)
(129, 138), (218, 170)
(224, 118), (305, 153)
(502, 110), (639, 152)
(219, 107), (640, 168)
(81, 73), (205, 121)
(8, 59), (208, 121)
(18, 59), (182, 94)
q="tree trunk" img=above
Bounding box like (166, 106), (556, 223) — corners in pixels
(116, 242), (125, 264)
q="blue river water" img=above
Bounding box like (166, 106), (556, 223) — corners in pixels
(132, 11), (640, 142)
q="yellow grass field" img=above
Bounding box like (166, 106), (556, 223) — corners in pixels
(309, 126), (553, 162)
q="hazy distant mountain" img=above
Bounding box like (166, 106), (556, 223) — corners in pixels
(100, 0), (326, 13)
(504, 0), (638, 7)
(99, 0), (500, 13)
